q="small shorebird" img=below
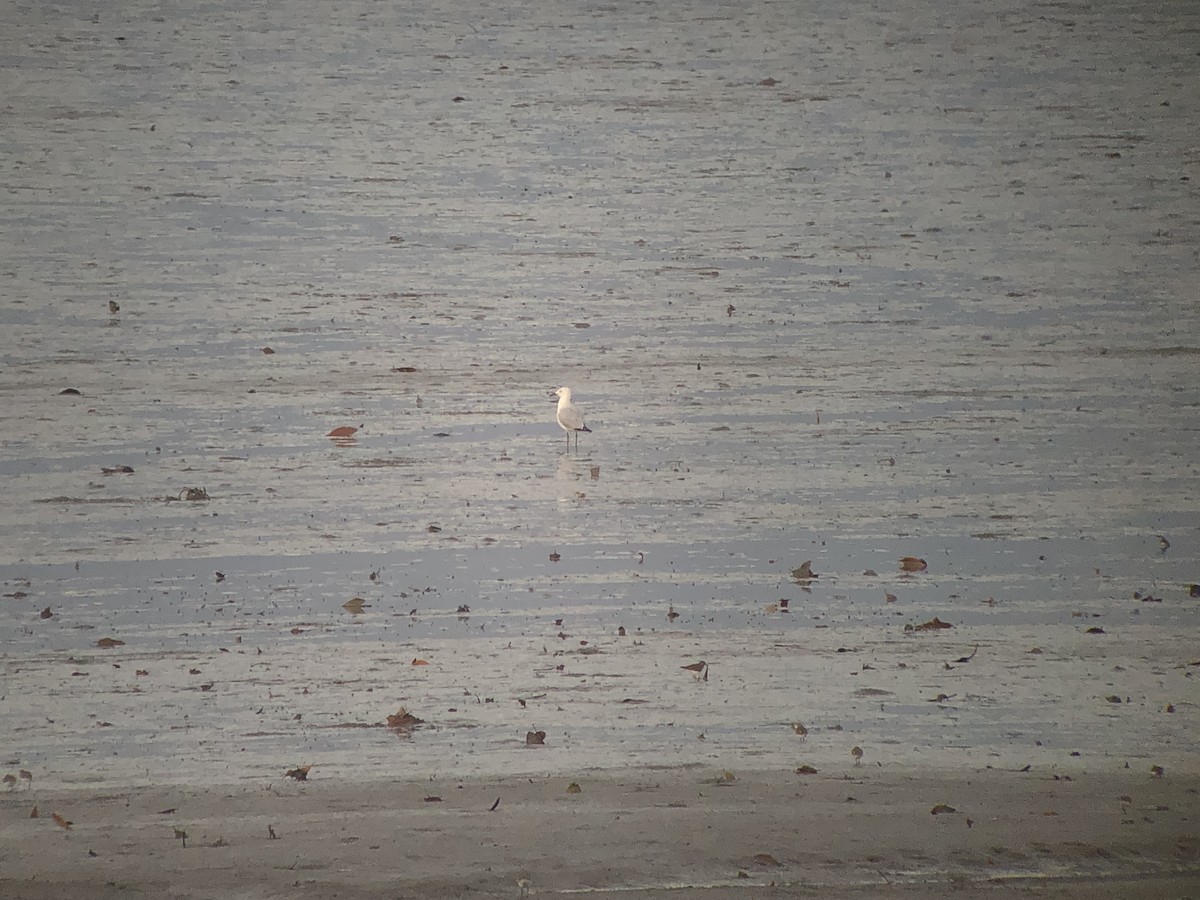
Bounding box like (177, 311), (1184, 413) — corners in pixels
(851, 745), (864, 766)
(682, 660), (709, 681)
(552, 387), (591, 450)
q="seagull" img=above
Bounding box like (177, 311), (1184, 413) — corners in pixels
(552, 387), (591, 450)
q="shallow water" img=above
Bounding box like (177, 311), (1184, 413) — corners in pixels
(2, 0), (1198, 786)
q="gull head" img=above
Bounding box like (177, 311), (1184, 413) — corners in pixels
(552, 386), (572, 402)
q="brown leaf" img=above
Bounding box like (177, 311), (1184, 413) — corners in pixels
(30, 805), (38, 818)
(342, 597), (367, 614)
(423, 796), (442, 803)
(411, 658), (429, 666)
(930, 804), (957, 815)
(900, 556), (928, 572)
(794, 764), (818, 775)
(96, 637), (125, 648)
(51, 812), (73, 830)
(752, 853), (781, 866)
(261, 346), (275, 354)
(526, 730), (547, 745)
(909, 617), (953, 632)
(790, 561), (817, 581)
(40, 606), (53, 619)
(565, 782), (581, 794)
(284, 765), (312, 781)
(327, 426), (358, 438)
(387, 708), (424, 729)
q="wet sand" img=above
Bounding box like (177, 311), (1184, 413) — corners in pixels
(3, 767), (1198, 899)
(4, 624), (1199, 896)
(2, 0), (1200, 895)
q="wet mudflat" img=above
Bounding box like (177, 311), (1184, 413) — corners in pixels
(1, 0), (1199, 894)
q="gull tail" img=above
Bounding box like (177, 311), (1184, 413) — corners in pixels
(580, 425), (592, 433)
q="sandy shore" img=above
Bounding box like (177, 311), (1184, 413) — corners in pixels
(2, 766), (1197, 899)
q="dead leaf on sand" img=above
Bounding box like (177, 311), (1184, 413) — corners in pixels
(795, 764), (818, 775)
(411, 658), (429, 666)
(284, 765), (312, 781)
(752, 852), (782, 866)
(327, 426), (358, 438)
(96, 637), (125, 648)
(931, 804), (957, 815)
(900, 556), (928, 572)
(342, 597), (368, 614)
(790, 561), (818, 582)
(51, 812), (73, 830)
(906, 617), (953, 632)
(566, 782), (582, 794)
(387, 708), (424, 729)
(525, 730), (547, 746)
